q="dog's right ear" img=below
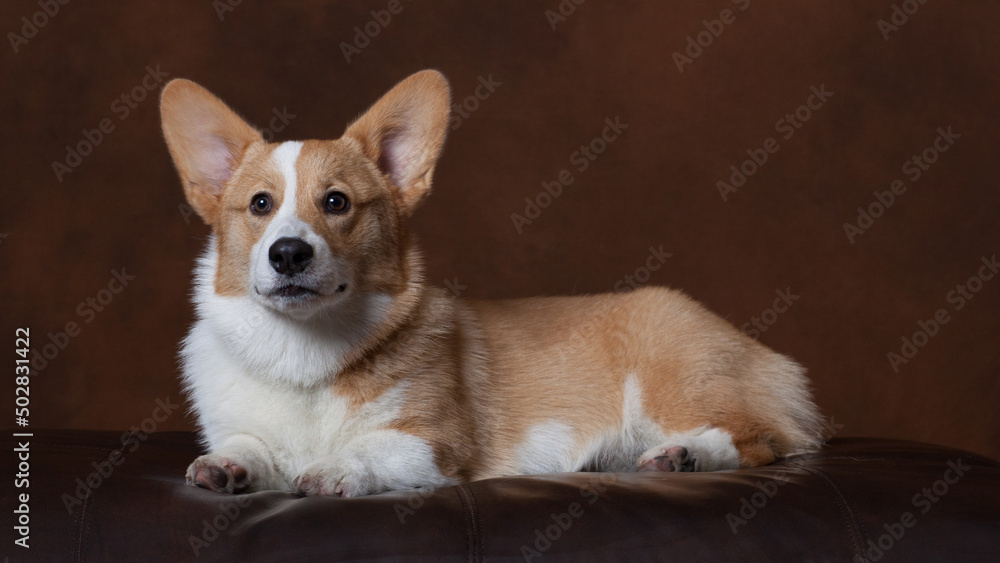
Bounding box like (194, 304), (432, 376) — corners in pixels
(160, 79), (262, 225)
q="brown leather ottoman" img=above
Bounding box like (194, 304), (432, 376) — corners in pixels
(4, 430), (998, 562)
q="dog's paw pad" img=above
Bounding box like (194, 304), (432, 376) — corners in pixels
(186, 456), (251, 493)
(638, 446), (697, 472)
(294, 471), (346, 497)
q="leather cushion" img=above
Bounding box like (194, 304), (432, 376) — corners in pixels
(5, 431), (998, 561)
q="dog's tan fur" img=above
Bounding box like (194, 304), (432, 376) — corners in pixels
(162, 70), (822, 496)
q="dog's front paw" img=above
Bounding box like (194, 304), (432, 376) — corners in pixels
(637, 446), (697, 472)
(186, 455), (252, 493)
(294, 461), (372, 498)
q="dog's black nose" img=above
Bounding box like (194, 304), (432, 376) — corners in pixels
(269, 237), (313, 275)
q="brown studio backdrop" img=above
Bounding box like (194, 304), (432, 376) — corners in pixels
(2, 1), (998, 459)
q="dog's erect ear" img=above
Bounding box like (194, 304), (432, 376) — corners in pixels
(160, 79), (262, 225)
(344, 70), (451, 215)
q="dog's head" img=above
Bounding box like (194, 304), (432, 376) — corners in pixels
(160, 71), (450, 319)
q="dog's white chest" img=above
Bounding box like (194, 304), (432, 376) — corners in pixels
(182, 319), (408, 479)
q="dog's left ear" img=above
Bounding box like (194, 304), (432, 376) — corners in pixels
(344, 70), (451, 215)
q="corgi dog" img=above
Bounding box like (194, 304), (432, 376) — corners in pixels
(160, 70), (823, 497)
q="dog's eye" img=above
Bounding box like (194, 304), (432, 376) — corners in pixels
(250, 193), (272, 215)
(325, 191), (350, 214)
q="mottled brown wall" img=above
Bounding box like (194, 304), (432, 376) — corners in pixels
(2, 1), (997, 459)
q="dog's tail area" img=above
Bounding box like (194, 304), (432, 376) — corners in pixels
(752, 352), (826, 457)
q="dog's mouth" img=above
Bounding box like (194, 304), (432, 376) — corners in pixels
(270, 285), (318, 299)
(259, 283), (348, 299)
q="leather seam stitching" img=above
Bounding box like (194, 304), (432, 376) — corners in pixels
(466, 484), (484, 563)
(793, 463), (867, 560)
(824, 471), (871, 546)
(453, 484), (475, 563)
(74, 461), (95, 562)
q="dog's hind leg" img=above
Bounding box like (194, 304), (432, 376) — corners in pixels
(636, 426), (742, 472)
